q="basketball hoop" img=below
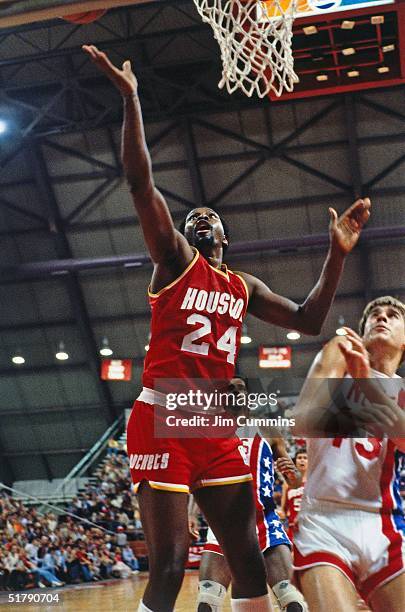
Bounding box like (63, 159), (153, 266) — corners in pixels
(192, 0), (299, 98)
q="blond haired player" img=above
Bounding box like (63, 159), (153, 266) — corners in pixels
(292, 297), (405, 611)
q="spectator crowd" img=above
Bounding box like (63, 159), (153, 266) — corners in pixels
(0, 439), (141, 591)
(2, 432), (404, 592)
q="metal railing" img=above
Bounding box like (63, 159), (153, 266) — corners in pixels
(35, 413), (125, 510)
(0, 482), (116, 533)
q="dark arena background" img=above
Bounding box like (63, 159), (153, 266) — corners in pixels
(0, 1), (404, 610)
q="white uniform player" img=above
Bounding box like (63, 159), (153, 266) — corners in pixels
(292, 297), (405, 612)
(295, 372), (405, 602)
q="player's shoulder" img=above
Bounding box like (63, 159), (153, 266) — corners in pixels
(227, 269), (254, 300)
(231, 270), (261, 298)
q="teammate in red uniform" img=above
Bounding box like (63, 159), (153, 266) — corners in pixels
(82, 44), (370, 612)
(281, 450), (307, 543)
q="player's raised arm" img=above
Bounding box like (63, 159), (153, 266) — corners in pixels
(290, 336), (347, 435)
(82, 45), (192, 268)
(337, 327), (405, 450)
(240, 198), (371, 335)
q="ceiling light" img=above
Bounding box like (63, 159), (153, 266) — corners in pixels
(56, 341), (69, 361)
(377, 66), (390, 74)
(303, 25), (317, 35)
(348, 70), (359, 77)
(286, 331), (301, 341)
(316, 74), (328, 82)
(241, 323), (252, 344)
(371, 15), (384, 25)
(342, 47), (355, 56)
(382, 44), (395, 53)
(99, 337), (113, 357)
(0, 120), (7, 135)
(12, 355), (25, 365)
(341, 20), (355, 30)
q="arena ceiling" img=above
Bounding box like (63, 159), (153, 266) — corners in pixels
(0, 0), (404, 485)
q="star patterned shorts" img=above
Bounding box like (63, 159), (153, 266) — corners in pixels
(204, 508), (291, 555)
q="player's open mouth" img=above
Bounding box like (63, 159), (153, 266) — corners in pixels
(195, 220), (212, 236)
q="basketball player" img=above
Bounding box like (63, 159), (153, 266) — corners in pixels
(292, 296), (405, 611)
(82, 44), (370, 612)
(194, 377), (308, 612)
(280, 450), (307, 543)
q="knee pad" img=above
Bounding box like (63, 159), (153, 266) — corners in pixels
(272, 580), (308, 612)
(197, 580), (227, 611)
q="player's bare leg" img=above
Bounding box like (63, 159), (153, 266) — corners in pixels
(299, 566), (359, 612)
(194, 482), (273, 609)
(198, 551), (231, 612)
(368, 572), (405, 612)
(265, 544), (293, 585)
(137, 482), (190, 612)
(264, 545), (307, 611)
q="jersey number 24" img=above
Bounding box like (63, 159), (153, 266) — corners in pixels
(181, 314), (237, 364)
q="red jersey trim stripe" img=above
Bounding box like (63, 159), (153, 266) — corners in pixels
(148, 247), (199, 298)
(195, 474), (253, 488)
(133, 480), (190, 493)
(207, 261), (230, 281)
(232, 272), (250, 304)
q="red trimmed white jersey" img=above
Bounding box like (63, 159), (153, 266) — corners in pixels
(294, 370), (405, 598)
(287, 485), (305, 526)
(303, 371), (405, 512)
(142, 249), (248, 394)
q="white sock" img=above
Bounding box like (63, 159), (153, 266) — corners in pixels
(231, 593), (273, 611)
(137, 602), (154, 612)
(197, 579), (227, 611)
(272, 580), (308, 611)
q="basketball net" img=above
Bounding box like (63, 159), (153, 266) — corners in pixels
(192, 0), (299, 98)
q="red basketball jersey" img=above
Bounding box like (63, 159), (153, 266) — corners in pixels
(287, 485), (305, 527)
(142, 248), (249, 392)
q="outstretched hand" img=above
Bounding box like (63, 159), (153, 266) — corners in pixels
(82, 44), (137, 97)
(329, 197), (371, 255)
(338, 327), (371, 378)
